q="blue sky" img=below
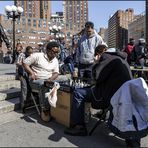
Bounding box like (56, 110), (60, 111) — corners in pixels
(0, 1), (145, 31)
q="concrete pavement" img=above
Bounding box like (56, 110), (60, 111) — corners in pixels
(0, 109), (148, 147)
(0, 63), (16, 75)
(0, 109), (126, 147)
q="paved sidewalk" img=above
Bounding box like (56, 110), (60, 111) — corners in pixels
(0, 110), (126, 147)
(0, 63), (16, 75)
(0, 110), (148, 147)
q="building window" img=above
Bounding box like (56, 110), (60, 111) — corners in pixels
(28, 19), (31, 26)
(38, 20), (42, 28)
(33, 20), (36, 27)
(22, 18), (26, 25)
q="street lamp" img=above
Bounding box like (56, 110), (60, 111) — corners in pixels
(146, 0), (148, 43)
(37, 42), (44, 52)
(5, 5), (23, 62)
(49, 24), (63, 41)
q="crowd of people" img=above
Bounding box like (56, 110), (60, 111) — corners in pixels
(0, 21), (148, 147)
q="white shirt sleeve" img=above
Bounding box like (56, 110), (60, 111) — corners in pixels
(53, 58), (59, 74)
(23, 53), (38, 66)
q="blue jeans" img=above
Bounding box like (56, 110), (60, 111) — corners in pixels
(71, 87), (92, 126)
(29, 79), (50, 110)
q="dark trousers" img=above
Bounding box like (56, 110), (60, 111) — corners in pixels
(20, 75), (31, 107)
(29, 79), (50, 110)
(71, 87), (92, 126)
(78, 63), (93, 79)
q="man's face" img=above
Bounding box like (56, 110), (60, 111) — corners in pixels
(47, 47), (60, 61)
(85, 26), (94, 37)
(16, 44), (23, 53)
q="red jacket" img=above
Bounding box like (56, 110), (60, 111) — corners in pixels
(124, 44), (134, 64)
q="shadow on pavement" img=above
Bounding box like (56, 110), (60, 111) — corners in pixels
(20, 108), (126, 147)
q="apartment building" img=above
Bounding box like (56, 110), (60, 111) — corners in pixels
(128, 12), (145, 43)
(0, 14), (55, 53)
(108, 8), (134, 50)
(63, 0), (88, 36)
(14, 0), (51, 20)
(98, 27), (108, 44)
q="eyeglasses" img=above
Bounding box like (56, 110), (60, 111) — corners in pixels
(51, 47), (60, 54)
(51, 50), (59, 54)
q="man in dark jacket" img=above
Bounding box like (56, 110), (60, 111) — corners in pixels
(131, 38), (147, 68)
(64, 45), (140, 147)
(0, 23), (11, 50)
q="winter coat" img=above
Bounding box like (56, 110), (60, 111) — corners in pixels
(0, 23), (11, 49)
(109, 77), (148, 139)
(91, 51), (133, 109)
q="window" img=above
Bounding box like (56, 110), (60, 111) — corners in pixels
(22, 18), (26, 25)
(38, 20), (42, 28)
(28, 19), (31, 26)
(33, 20), (36, 27)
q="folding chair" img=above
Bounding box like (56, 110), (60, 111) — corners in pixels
(30, 90), (41, 115)
(88, 107), (110, 136)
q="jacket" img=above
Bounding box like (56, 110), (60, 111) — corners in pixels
(124, 43), (134, 64)
(0, 23), (11, 49)
(91, 51), (133, 109)
(76, 30), (103, 64)
(109, 77), (148, 139)
(131, 43), (147, 64)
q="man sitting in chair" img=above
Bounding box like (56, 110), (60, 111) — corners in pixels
(64, 45), (141, 147)
(23, 41), (60, 122)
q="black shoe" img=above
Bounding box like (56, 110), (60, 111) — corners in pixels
(125, 139), (141, 147)
(64, 126), (87, 136)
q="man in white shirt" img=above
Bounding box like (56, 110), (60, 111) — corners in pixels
(23, 41), (60, 122)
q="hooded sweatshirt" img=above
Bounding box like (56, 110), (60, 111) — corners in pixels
(76, 30), (104, 64)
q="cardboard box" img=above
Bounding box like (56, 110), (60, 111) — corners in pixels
(50, 90), (72, 127)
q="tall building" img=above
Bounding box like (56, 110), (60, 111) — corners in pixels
(98, 27), (108, 44)
(108, 8), (134, 50)
(14, 0), (51, 20)
(51, 12), (64, 24)
(0, 14), (54, 53)
(63, 0), (88, 36)
(128, 12), (145, 43)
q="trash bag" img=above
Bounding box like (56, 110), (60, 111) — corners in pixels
(45, 82), (60, 107)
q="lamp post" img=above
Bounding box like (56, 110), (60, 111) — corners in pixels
(48, 23), (64, 41)
(5, 5), (23, 63)
(146, 0), (148, 44)
(37, 42), (44, 52)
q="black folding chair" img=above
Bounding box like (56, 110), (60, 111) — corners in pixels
(88, 108), (110, 136)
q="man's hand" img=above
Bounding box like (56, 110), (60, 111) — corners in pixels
(29, 73), (36, 80)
